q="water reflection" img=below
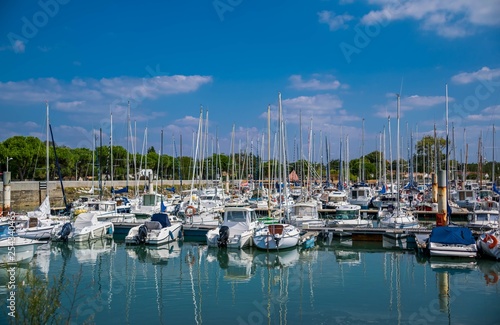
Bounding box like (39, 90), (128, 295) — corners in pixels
(126, 241), (181, 265)
(2, 236), (498, 325)
(477, 259), (500, 286)
(206, 247), (255, 282)
(253, 248), (301, 268)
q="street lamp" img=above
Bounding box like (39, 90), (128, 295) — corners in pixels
(75, 161), (81, 181)
(6, 157), (13, 172)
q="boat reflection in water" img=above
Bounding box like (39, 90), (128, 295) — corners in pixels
(253, 247), (301, 268)
(71, 238), (116, 265)
(126, 240), (182, 265)
(206, 247), (255, 282)
(3, 234), (499, 325)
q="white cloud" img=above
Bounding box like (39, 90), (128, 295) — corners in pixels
(404, 95), (450, 107)
(54, 101), (86, 111)
(451, 66), (500, 84)
(318, 10), (354, 31)
(289, 74), (342, 90)
(174, 116), (200, 126)
(0, 75), (213, 110)
(283, 94), (343, 111)
(361, 0), (500, 38)
(13, 40), (25, 53)
(280, 94), (360, 126)
(468, 105), (500, 122)
(374, 94), (451, 118)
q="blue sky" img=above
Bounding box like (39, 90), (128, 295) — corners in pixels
(1, 0), (499, 164)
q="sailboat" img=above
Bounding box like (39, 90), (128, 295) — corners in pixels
(476, 124), (500, 260)
(379, 95), (419, 229)
(418, 85), (478, 258)
(15, 102), (67, 240)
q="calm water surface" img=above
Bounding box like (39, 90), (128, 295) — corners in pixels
(2, 235), (499, 325)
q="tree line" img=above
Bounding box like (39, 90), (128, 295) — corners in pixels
(0, 135), (496, 184)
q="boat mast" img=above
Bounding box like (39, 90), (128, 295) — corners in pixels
(388, 116), (394, 193)
(46, 101), (50, 199)
(445, 84), (450, 223)
(493, 124), (496, 188)
(383, 126), (387, 186)
(396, 94), (401, 213)
(110, 111), (114, 198)
(267, 104), (271, 217)
(126, 101), (130, 190)
(362, 118), (365, 182)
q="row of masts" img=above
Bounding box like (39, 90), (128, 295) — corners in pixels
(42, 85), (497, 201)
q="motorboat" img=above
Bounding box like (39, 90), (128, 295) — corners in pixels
(125, 212), (182, 245)
(379, 207), (420, 229)
(288, 200), (325, 228)
(206, 206), (262, 249)
(327, 204), (371, 227)
(51, 212), (114, 242)
(467, 201), (499, 231)
(425, 226), (478, 258)
(12, 196), (67, 240)
(322, 190), (349, 210)
(252, 223), (300, 250)
(348, 183), (373, 209)
(0, 223), (45, 265)
(477, 230), (500, 260)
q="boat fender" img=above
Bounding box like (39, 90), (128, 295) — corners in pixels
(185, 205), (196, 218)
(483, 234), (499, 249)
(484, 271), (499, 285)
(169, 230), (174, 240)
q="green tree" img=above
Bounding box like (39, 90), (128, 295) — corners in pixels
(1, 136), (45, 180)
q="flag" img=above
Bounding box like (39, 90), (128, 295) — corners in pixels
(160, 198), (167, 212)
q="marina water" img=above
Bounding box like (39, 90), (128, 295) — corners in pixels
(2, 235), (499, 324)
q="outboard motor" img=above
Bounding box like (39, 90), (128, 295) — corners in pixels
(217, 226), (230, 248)
(273, 234), (281, 247)
(173, 204), (180, 216)
(136, 224), (148, 244)
(58, 223), (73, 242)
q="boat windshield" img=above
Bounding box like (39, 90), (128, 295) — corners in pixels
(329, 196), (346, 203)
(294, 206), (317, 217)
(225, 210), (248, 222)
(334, 210), (358, 220)
(0, 225), (11, 238)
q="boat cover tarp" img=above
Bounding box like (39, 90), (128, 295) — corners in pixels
(74, 212), (98, 228)
(429, 226), (475, 245)
(151, 213), (171, 228)
(111, 186), (128, 194)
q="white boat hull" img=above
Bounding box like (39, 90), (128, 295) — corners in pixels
(206, 229), (253, 249)
(0, 238), (42, 265)
(16, 226), (55, 240)
(125, 222), (182, 245)
(477, 233), (500, 260)
(429, 242), (478, 258)
(147, 223), (183, 245)
(252, 224), (300, 250)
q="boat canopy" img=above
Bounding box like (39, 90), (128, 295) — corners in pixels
(429, 226), (475, 245)
(151, 213), (171, 228)
(74, 212), (98, 228)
